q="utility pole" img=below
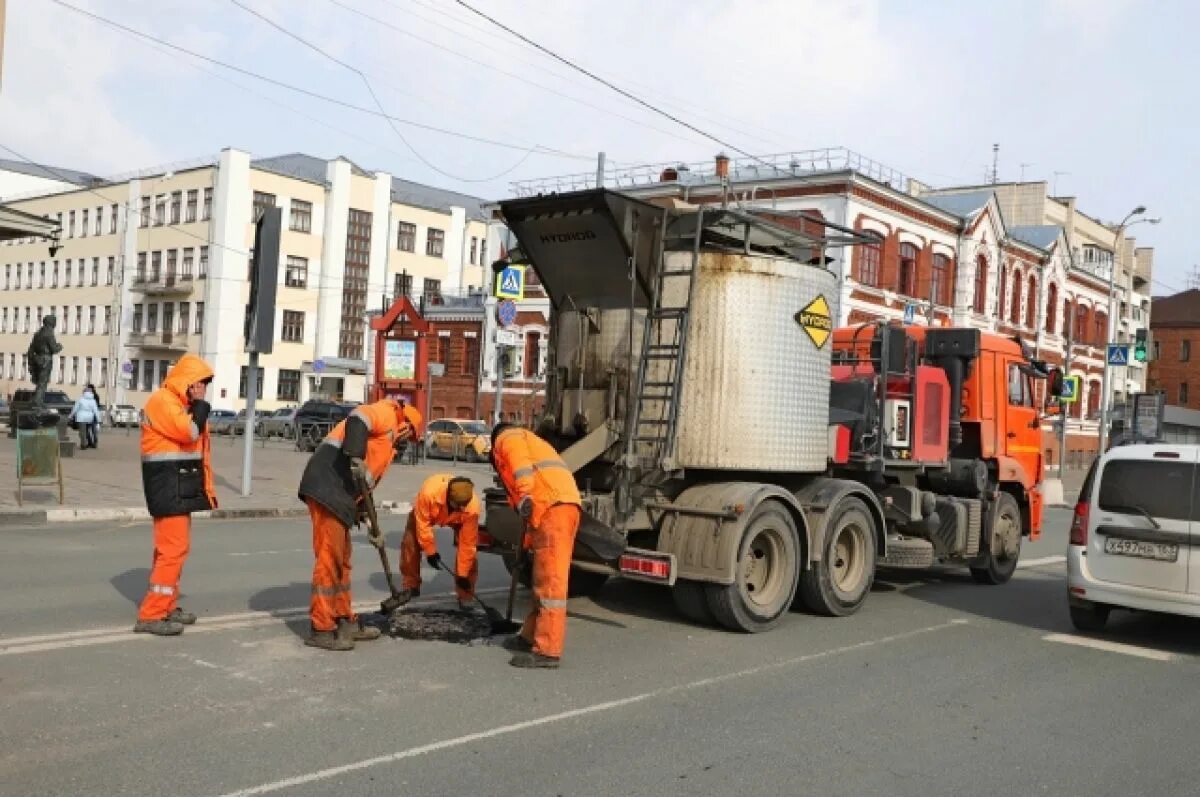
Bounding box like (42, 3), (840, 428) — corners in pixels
(595, 151), (606, 189)
(1057, 328), (1073, 475)
(492, 342), (505, 426)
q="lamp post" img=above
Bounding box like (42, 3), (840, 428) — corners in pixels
(1097, 206), (1159, 452)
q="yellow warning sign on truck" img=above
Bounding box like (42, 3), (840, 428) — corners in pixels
(795, 295), (832, 349)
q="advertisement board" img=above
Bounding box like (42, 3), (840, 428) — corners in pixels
(383, 340), (416, 380)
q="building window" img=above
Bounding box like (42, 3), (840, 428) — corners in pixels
(135, 253), (146, 283)
(150, 251), (162, 282)
(91, 257), (99, 286)
(191, 301), (203, 335)
(1075, 304), (1089, 344)
(68, 211), (75, 238)
(100, 358), (108, 388)
(132, 303), (143, 334)
(179, 302), (190, 336)
(4, 264), (9, 290)
(38, 262), (45, 289)
(1154, 340), (1162, 361)
(252, 191), (276, 222)
(239, 366), (265, 399)
(182, 249), (194, 279)
(1025, 276), (1037, 327)
(71, 356), (79, 385)
(423, 279), (442, 303)
(433, 335), (447, 364)
(277, 369), (301, 401)
(281, 310), (305, 342)
(469, 237), (478, 265)
(154, 195), (166, 226)
(1094, 312), (1107, 346)
(22, 308), (29, 333)
(103, 306), (111, 335)
(857, 242), (881, 287)
(340, 208), (372, 360)
(85, 357), (93, 385)
(290, 199), (312, 233)
(170, 191), (182, 224)
(202, 188), (213, 221)
(140, 196), (151, 227)
(393, 272), (413, 299)
(80, 209), (89, 237)
(142, 360), (154, 392)
(146, 304), (158, 334)
(110, 204), (119, 233)
(897, 242), (917, 296)
(930, 254), (951, 306)
(285, 256), (308, 288)
(88, 306), (96, 335)
(106, 257), (114, 286)
(166, 249), (178, 281)
(426, 228), (445, 257)
(1182, 340), (1191, 362)
(1181, 382), (1189, 405)
(1045, 283), (1058, 333)
(199, 246), (209, 278)
(397, 222), (416, 252)
(95, 207), (103, 236)
(464, 335), (479, 375)
(184, 189), (198, 223)
(1008, 271), (1021, 325)
(480, 239), (487, 266)
(0, 308), (6, 332)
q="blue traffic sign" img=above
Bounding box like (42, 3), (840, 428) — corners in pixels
(903, 303), (916, 324)
(1060, 375), (1080, 403)
(1106, 344), (1129, 366)
(495, 265), (525, 300)
(313, 359), (326, 373)
(497, 299), (517, 327)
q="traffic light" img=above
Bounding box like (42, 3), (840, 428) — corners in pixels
(1134, 328), (1148, 363)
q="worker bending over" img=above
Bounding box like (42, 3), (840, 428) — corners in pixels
(396, 475), (481, 609)
(491, 423), (581, 669)
(298, 399), (421, 651)
(134, 354), (217, 636)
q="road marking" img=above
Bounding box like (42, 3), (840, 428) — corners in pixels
(229, 543), (395, 556)
(212, 618), (969, 797)
(0, 588), (511, 657)
(1017, 555), (1066, 569)
(1042, 633), (1174, 661)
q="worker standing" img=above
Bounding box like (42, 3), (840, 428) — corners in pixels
(395, 475), (481, 609)
(490, 423), (581, 669)
(133, 354), (217, 636)
(297, 399), (421, 651)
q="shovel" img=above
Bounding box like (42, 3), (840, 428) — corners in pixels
(354, 472), (406, 615)
(432, 559), (521, 635)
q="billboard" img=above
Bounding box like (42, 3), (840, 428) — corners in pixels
(383, 339), (416, 380)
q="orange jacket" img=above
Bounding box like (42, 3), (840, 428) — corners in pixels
(492, 427), (580, 528)
(140, 354), (216, 517)
(410, 473), (481, 557)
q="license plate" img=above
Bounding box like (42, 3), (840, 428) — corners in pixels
(1103, 537), (1179, 562)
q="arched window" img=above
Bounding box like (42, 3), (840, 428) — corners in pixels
(931, 254), (951, 306)
(1094, 312), (1108, 346)
(1025, 275), (1037, 327)
(1062, 299), (1072, 338)
(1075, 304), (1090, 344)
(897, 242), (918, 296)
(1009, 270), (1022, 324)
(857, 240), (881, 287)
(1046, 283), (1058, 333)
(1087, 380), (1102, 417)
(998, 262), (1008, 319)
(973, 255), (988, 314)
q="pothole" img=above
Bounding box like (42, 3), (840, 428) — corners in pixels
(370, 609), (506, 646)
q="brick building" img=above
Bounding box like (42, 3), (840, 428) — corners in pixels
(1148, 289), (1200, 408)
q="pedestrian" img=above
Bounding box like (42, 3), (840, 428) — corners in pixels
(395, 475), (481, 610)
(297, 399), (422, 651)
(133, 354), (216, 636)
(69, 386), (100, 450)
(490, 423), (581, 669)
(85, 383), (102, 447)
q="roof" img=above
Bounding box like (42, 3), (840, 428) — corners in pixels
(251, 153), (371, 184)
(1008, 225), (1062, 251)
(0, 157), (100, 187)
(1151, 290), (1200, 329)
(921, 190), (994, 219)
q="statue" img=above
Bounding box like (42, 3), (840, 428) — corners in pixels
(26, 315), (63, 407)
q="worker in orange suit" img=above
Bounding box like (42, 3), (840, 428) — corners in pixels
(396, 475), (481, 609)
(297, 399), (421, 651)
(490, 423), (581, 669)
(134, 354), (217, 636)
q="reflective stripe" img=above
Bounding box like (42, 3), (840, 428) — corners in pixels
(319, 439), (343, 450)
(511, 466), (535, 480)
(141, 451), (202, 463)
(511, 458), (572, 481)
(189, 422), (200, 442)
(350, 408), (372, 426)
(311, 583), (351, 597)
(149, 583), (175, 595)
(539, 598), (568, 609)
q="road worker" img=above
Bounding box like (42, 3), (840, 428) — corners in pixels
(395, 474), (481, 609)
(134, 354), (217, 636)
(490, 423), (581, 669)
(297, 399), (422, 651)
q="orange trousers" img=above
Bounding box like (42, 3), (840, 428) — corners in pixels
(308, 499), (355, 633)
(519, 504), (580, 658)
(400, 513), (479, 602)
(137, 514), (192, 622)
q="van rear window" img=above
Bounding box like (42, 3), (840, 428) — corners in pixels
(1097, 460), (1196, 522)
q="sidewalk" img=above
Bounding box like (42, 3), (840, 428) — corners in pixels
(0, 428), (496, 524)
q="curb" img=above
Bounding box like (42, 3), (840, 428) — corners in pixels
(0, 501), (413, 526)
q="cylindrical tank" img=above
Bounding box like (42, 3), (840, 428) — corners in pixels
(672, 250), (835, 472)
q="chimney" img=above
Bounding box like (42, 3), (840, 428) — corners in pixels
(659, 167), (678, 183)
(714, 152), (730, 179)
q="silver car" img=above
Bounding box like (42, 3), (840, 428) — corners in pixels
(260, 407), (298, 438)
(108, 404), (139, 427)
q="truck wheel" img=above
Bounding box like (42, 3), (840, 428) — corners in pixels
(1069, 602), (1110, 632)
(704, 501), (800, 633)
(799, 497), (876, 617)
(970, 492), (1021, 585)
(672, 580), (715, 625)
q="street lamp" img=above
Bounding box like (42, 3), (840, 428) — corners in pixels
(1097, 206), (1158, 452)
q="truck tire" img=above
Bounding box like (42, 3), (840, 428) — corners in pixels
(704, 501), (800, 633)
(799, 496), (876, 617)
(970, 492), (1021, 585)
(672, 580), (715, 626)
(878, 536), (934, 569)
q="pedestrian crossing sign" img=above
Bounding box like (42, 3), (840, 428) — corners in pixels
(495, 265), (526, 300)
(1060, 375), (1080, 403)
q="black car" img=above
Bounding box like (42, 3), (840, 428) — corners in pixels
(7, 388), (75, 436)
(293, 400), (357, 451)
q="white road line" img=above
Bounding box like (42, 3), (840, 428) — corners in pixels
(1017, 555), (1066, 569)
(1042, 633), (1174, 661)
(0, 588), (510, 656)
(212, 618), (969, 797)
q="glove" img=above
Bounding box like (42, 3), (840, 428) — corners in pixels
(517, 495), (534, 520)
(426, 552), (442, 569)
(189, 399), (211, 430)
(368, 530), (385, 550)
(454, 575), (472, 593)
(350, 457), (373, 489)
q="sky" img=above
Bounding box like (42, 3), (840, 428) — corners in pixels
(0, 0), (1193, 290)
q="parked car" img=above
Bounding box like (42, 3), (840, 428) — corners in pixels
(7, 389), (75, 435)
(108, 404), (140, 427)
(1067, 443), (1200, 631)
(424, 419), (491, 462)
(207, 409), (237, 435)
(260, 407), (298, 439)
(294, 400), (356, 451)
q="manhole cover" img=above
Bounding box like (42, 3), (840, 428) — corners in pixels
(383, 609), (497, 645)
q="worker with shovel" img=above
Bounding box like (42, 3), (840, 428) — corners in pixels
(297, 399), (421, 651)
(490, 423), (581, 669)
(395, 475), (481, 610)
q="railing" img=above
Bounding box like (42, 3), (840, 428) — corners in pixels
(128, 331), (190, 350)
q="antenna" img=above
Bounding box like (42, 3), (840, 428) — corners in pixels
(1187, 266), (1200, 291)
(1019, 162), (1033, 182)
(989, 144), (1000, 184)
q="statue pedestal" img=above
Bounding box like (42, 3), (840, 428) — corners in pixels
(15, 410), (74, 458)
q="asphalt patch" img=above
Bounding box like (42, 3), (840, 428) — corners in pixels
(378, 608), (504, 645)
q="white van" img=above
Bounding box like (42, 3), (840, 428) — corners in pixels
(1067, 443), (1200, 631)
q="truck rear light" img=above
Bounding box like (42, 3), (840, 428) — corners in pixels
(477, 529), (497, 548)
(618, 549), (676, 585)
(1069, 500), (1088, 546)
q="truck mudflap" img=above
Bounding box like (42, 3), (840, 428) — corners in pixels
(652, 482), (810, 586)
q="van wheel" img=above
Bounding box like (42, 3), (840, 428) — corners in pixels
(970, 492), (1022, 585)
(672, 580), (716, 625)
(1069, 602), (1110, 632)
(704, 501), (800, 633)
(799, 497), (876, 616)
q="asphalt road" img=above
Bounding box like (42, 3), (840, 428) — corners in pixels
(3, 507), (1199, 797)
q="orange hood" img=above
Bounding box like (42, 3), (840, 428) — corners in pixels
(162, 354), (214, 402)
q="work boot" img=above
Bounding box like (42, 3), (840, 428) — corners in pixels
(305, 630), (354, 651)
(395, 588), (419, 605)
(133, 619), (184, 636)
(502, 634), (533, 653)
(509, 652), (561, 669)
(340, 618), (381, 642)
(167, 607), (197, 625)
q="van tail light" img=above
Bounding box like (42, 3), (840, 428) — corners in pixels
(1069, 500), (1089, 546)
